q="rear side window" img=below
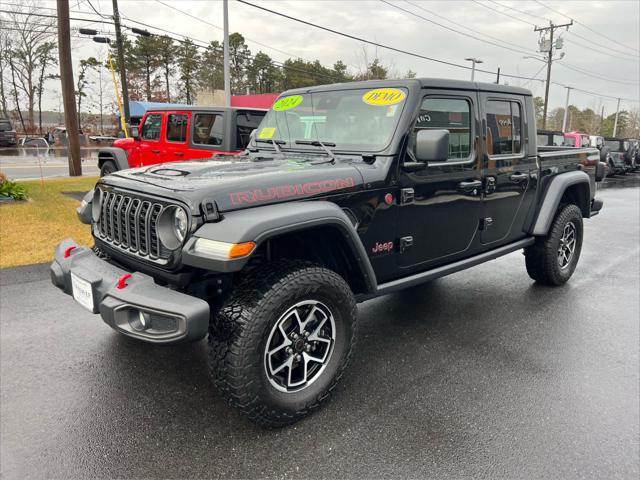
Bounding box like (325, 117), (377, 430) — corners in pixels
(565, 136), (576, 147)
(193, 113), (224, 146)
(140, 114), (162, 141)
(486, 100), (522, 155)
(413, 97), (472, 160)
(236, 110), (266, 149)
(166, 114), (188, 142)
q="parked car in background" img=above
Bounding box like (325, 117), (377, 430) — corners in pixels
(564, 131), (590, 148)
(537, 129), (565, 147)
(625, 138), (639, 169)
(98, 107), (267, 176)
(589, 135), (613, 174)
(604, 138), (632, 175)
(0, 118), (17, 147)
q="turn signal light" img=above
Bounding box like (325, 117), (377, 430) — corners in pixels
(229, 241), (256, 259)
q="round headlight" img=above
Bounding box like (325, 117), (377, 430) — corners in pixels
(157, 206), (189, 250)
(173, 207), (188, 242)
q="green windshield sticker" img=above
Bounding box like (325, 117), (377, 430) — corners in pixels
(258, 127), (276, 139)
(273, 95), (303, 111)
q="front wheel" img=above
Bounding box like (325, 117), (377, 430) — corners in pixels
(524, 204), (583, 286)
(99, 159), (117, 177)
(209, 260), (357, 427)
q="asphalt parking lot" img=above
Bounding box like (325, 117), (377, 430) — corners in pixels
(1, 186), (638, 479)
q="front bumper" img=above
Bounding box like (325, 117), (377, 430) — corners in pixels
(50, 239), (210, 344)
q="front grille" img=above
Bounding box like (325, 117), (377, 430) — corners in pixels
(96, 189), (170, 262)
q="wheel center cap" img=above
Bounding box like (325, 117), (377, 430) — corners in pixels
(294, 338), (305, 352)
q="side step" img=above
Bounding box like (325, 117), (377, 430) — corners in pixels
(358, 237), (535, 301)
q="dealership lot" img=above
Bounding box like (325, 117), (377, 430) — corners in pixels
(1, 186), (638, 479)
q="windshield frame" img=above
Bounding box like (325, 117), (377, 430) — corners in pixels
(251, 86), (412, 156)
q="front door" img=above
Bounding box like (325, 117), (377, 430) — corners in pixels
(138, 113), (166, 165)
(480, 94), (536, 245)
(396, 92), (483, 272)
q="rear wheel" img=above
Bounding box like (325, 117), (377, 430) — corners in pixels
(525, 204), (583, 286)
(209, 260), (357, 427)
(100, 159), (117, 177)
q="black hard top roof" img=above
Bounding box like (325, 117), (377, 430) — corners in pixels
(283, 78), (532, 97)
(538, 129), (565, 135)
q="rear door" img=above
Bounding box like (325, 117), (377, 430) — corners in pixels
(138, 113), (166, 165)
(164, 111), (190, 162)
(480, 94), (536, 245)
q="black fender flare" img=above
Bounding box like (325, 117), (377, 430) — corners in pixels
(181, 201), (377, 294)
(98, 147), (129, 171)
(529, 170), (591, 236)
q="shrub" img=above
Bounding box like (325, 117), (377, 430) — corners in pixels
(0, 176), (28, 201)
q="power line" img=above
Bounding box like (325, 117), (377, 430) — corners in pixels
(236, 0), (547, 82)
(471, 0), (535, 27)
(534, 0), (640, 55)
(381, 0), (539, 57)
(556, 61), (638, 86)
(488, 0), (549, 22)
(563, 37), (639, 63)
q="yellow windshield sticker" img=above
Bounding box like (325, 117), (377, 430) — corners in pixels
(273, 95), (303, 111)
(258, 127), (276, 139)
(362, 88), (406, 106)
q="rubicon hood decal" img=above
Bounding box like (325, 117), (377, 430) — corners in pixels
(230, 177), (356, 206)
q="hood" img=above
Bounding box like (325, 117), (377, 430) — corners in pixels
(104, 155), (365, 213)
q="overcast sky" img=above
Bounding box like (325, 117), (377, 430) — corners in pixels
(31, 0), (640, 114)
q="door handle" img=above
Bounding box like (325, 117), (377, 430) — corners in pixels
(458, 180), (482, 195)
(175, 151), (184, 156)
(509, 173), (529, 183)
(151, 149), (161, 154)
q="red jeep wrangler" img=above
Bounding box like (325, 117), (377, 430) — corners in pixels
(98, 107), (267, 176)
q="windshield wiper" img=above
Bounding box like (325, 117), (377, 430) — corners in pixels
(295, 140), (336, 163)
(255, 138), (285, 154)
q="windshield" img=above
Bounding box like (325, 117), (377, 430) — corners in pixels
(0, 121), (12, 132)
(255, 88), (408, 152)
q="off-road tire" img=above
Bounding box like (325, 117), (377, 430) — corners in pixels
(208, 260), (357, 427)
(100, 160), (117, 177)
(525, 204), (583, 286)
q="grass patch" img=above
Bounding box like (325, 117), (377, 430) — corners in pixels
(0, 176), (99, 268)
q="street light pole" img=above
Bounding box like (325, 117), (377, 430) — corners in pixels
(561, 86), (571, 132)
(223, 0), (231, 108)
(465, 57), (483, 81)
(112, 0), (130, 128)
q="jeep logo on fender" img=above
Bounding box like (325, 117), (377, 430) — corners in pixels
(371, 241), (394, 254)
(230, 177), (356, 206)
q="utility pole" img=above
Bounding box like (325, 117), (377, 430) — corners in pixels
(613, 97), (621, 137)
(112, 0), (130, 128)
(465, 57), (483, 81)
(561, 86), (571, 132)
(223, 0), (231, 107)
(535, 20), (573, 129)
(57, 0), (81, 177)
(600, 105), (605, 134)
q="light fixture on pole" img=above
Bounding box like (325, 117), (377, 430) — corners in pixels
(464, 58), (483, 81)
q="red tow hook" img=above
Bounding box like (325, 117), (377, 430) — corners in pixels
(64, 246), (76, 258)
(116, 273), (133, 289)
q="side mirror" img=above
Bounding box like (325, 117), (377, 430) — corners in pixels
(415, 129), (450, 163)
(130, 126), (139, 139)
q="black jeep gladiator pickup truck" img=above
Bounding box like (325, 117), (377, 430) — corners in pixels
(51, 79), (604, 426)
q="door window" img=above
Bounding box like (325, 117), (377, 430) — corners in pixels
(412, 97), (472, 160)
(140, 114), (162, 141)
(486, 101), (522, 155)
(166, 114), (188, 142)
(193, 113), (224, 146)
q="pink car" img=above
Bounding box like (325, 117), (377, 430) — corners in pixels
(564, 131), (591, 148)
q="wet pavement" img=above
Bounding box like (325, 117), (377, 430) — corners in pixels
(1, 186), (638, 479)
